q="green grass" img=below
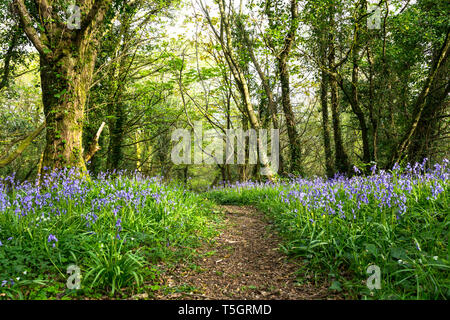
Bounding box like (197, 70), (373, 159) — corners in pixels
(206, 167), (449, 299)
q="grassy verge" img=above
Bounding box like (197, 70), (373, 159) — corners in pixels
(206, 161), (449, 299)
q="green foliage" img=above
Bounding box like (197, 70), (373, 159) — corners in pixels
(84, 239), (146, 296)
(206, 167), (450, 299)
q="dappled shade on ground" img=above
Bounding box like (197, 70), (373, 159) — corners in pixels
(155, 205), (338, 300)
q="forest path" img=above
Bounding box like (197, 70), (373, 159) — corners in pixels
(154, 205), (336, 300)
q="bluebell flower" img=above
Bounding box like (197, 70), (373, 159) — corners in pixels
(48, 234), (58, 247)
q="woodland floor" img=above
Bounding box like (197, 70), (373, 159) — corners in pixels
(151, 205), (340, 300)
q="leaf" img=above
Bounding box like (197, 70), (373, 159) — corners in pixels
(390, 247), (408, 260)
(329, 280), (342, 292)
(365, 243), (378, 256)
(43, 48), (52, 55)
(54, 89), (67, 99)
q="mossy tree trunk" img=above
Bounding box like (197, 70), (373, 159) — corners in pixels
(40, 40), (97, 170)
(319, 47), (334, 178)
(107, 102), (125, 170)
(13, 0), (113, 170)
(265, 0), (303, 175)
(328, 10), (351, 175)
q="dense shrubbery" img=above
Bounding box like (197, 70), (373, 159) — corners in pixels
(0, 168), (219, 299)
(207, 160), (449, 299)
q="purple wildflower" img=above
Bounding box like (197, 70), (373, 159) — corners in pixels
(48, 234), (58, 247)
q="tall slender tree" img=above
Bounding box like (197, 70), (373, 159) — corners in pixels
(265, 0), (303, 174)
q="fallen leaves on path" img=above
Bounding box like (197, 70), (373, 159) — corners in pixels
(154, 205), (340, 300)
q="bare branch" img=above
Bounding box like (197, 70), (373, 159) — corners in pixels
(84, 122), (106, 162)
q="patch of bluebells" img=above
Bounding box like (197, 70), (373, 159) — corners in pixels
(0, 168), (178, 252)
(210, 159), (449, 222)
(0, 167), (213, 292)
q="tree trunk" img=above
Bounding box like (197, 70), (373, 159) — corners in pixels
(239, 115), (249, 181)
(351, 50), (371, 165)
(347, 0), (371, 165)
(238, 17), (279, 130)
(328, 25), (350, 174)
(367, 46), (378, 162)
(204, 0), (276, 180)
(40, 40), (97, 170)
(278, 56), (303, 175)
(107, 102), (125, 170)
(320, 70), (334, 178)
(13, 0), (113, 171)
(0, 27), (19, 91)
(319, 32), (334, 178)
(265, 0), (302, 175)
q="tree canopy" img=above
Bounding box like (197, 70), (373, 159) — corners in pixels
(0, 0), (448, 186)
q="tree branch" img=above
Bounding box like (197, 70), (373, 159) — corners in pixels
(35, 0), (52, 22)
(84, 122), (106, 162)
(13, 0), (51, 59)
(0, 122), (46, 168)
(0, 27), (19, 91)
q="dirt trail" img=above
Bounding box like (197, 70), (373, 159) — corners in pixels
(154, 205), (336, 300)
